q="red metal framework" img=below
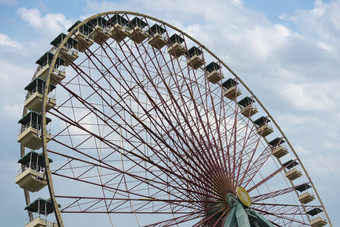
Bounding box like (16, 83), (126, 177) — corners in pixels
(20, 12), (330, 227)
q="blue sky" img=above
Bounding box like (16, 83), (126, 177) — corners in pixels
(0, 0), (339, 226)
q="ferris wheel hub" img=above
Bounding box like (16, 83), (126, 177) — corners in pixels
(236, 186), (251, 207)
(226, 186), (251, 208)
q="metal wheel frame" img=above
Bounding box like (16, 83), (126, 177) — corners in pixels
(18, 11), (332, 227)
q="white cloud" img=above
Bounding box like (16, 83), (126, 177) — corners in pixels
(16, 7), (75, 36)
(224, 24), (292, 61)
(186, 24), (200, 37)
(278, 82), (336, 111)
(282, 0), (340, 49)
(323, 141), (340, 150)
(295, 144), (340, 177)
(294, 145), (312, 156)
(3, 104), (23, 121)
(0, 59), (32, 101)
(231, 0), (242, 6)
(334, 112), (340, 123)
(276, 113), (320, 126)
(84, 0), (289, 69)
(0, 33), (21, 48)
(311, 0), (326, 17)
(321, 117), (340, 150)
(316, 40), (333, 52)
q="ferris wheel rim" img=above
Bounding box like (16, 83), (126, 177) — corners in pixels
(16, 10), (332, 226)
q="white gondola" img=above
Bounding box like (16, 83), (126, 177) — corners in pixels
(51, 33), (79, 66)
(238, 97), (258, 117)
(205, 62), (224, 84)
(24, 78), (56, 113)
(24, 198), (58, 227)
(310, 217), (327, 227)
(88, 17), (111, 45)
(298, 192), (315, 204)
(283, 160), (302, 181)
(16, 152), (52, 192)
(285, 168), (302, 180)
(222, 78), (241, 99)
(168, 34), (186, 57)
(148, 24), (168, 50)
(268, 137), (289, 158)
(110, 14), (129, 42)
(186, 46), (204, 69)
(68, 21), (94, 52)
(128, 17), (149, 43)
(34, 52), (65, 85)
(17, 112), (52, 150)
(254, 116), (273, 137)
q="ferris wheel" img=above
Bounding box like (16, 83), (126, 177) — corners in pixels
(16, 11), (332, 227)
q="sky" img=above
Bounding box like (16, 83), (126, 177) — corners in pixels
(0, 0), (339, 226)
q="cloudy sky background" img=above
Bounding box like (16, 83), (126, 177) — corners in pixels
(0, 0), (339, 226)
